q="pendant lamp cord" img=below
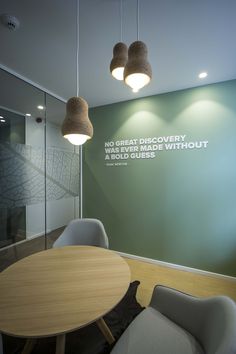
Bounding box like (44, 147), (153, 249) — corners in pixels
(77, 0), (83, 218)
(137, 0), (139, 40)
(76, 0), (79, 97)
(120, 0), (123, 42)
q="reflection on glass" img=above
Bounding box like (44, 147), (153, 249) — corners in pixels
(0, 108), (26, 247)
(0, 68), (45, 249)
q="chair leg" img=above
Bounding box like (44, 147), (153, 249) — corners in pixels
(21, 338), (37, 354)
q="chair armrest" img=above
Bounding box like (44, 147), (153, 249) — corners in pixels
(149, 285), (236, 354)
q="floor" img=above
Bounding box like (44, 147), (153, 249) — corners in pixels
(125, 257), (236, 306)
(1, 232), (236, 307)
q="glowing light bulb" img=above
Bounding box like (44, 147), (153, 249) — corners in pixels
(125, 73), (150, 91)
(111, 67), (125, 81)
(64, 134), (90, 145)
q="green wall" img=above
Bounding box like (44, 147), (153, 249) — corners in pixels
(84, 80), (236, 277)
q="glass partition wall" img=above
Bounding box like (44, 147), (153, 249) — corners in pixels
(45, 94), (79, 248)
(0, 68), (80, 270)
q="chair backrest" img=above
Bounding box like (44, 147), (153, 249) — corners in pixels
(150, 285), (236, 354)
(53, 218), (109, 249)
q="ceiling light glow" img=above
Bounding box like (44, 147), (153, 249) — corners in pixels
(37, 105), (44, 110)
(25, 113), (31, 117)
(198, 72), (208, 79)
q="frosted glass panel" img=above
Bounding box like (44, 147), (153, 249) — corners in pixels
(45, 94), (80, 237)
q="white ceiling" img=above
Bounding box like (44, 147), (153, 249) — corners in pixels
(0, 0), (236, 108)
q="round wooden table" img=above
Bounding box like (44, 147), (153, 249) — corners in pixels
(0, 246), (131, 354)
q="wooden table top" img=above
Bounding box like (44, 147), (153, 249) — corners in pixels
(0, 246), (130, 338)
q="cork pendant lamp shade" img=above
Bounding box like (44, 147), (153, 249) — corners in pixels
(124, 0), (152, 92)
(110, 0), (128, 81)
(109, 0), (152, 92)
(124, 40), (152, 92)
(62, 97), (93, 145)
(61, 0), (93, 146)
(110, 42), (128, 80)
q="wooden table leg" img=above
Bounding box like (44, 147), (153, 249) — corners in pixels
(21, 338), (37, 354)
(56, 334), (66, 354)
(96, 317), (115, 344)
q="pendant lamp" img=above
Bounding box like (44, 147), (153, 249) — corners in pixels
(124, 40), (152, 92)
(62, 97), (93, 145)
(110, 42), (128, 80)
(61, 0), (93, 145)
(124, 0), (152, 92)
(110, 0), (128, 81)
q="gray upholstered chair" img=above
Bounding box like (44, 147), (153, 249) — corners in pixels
(53, 218), (109, 249)
(111, 285), (236, 354)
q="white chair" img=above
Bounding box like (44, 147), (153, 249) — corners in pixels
(53, 218), (109, 249)
(111, 285), (236, 354)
